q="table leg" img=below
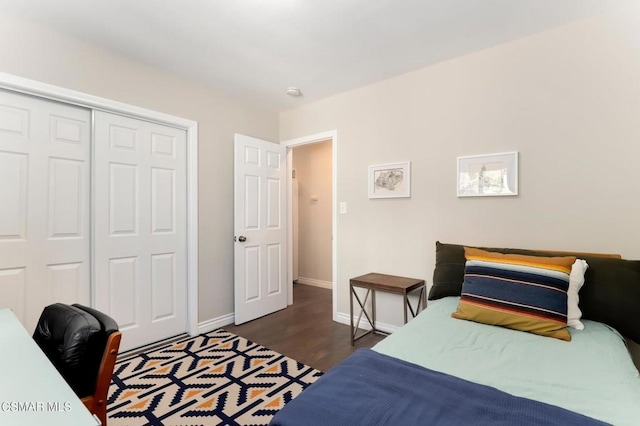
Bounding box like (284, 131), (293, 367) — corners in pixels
(371, 289), (376, 333)
(350, 283), (354, 346)
(403, 292), (408, 324)
(351, 287), (376, 345)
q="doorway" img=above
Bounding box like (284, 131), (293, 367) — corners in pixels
(283, 131), (338, 320)
(292, 140), (333, 291)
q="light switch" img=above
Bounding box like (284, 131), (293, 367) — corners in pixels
(339, 202), (347, 214)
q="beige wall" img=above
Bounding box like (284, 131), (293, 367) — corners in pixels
(292, 141), (333, 283)
(0, 14), (279, 323)
(280, 13), (640, 327)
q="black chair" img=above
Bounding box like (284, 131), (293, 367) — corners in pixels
(33, 303), (121, 426)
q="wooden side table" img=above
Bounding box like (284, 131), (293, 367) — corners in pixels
(349, 273), (426, 346)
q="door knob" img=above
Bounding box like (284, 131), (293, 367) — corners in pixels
(238, 236), (247, 242)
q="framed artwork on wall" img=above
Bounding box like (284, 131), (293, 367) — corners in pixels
(457, 151), (518, 197)
(368, 161), (411, 199)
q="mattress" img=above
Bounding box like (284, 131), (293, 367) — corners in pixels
(373, 297), (640, 425)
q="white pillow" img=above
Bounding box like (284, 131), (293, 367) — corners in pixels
(567, 259), (588, 330)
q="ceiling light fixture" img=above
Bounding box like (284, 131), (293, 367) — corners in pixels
(286, 87), (302, 97)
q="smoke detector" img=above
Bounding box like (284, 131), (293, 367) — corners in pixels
(286, 87), (302, 97)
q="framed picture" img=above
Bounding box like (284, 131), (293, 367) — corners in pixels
(368, 161), (411, 199)
(457, 151), (518, 197)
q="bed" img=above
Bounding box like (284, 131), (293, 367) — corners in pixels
(271, 242), (640, 426)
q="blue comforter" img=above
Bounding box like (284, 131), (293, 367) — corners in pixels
(270, 349), (608, 426)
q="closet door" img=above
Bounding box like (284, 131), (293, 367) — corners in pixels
(93, 111), (187, 350)
(0, 89), (91, 332)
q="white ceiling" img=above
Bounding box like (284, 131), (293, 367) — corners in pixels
(0, 0), (623, 111)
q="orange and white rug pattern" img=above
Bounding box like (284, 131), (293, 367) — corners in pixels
(108, 329), (323, 426)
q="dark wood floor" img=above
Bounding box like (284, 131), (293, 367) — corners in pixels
(223, 284), (385, 372)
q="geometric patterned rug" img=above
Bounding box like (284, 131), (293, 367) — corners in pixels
(107, 329), (323, 426)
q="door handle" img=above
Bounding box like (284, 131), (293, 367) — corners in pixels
(238, 236), (247, 242)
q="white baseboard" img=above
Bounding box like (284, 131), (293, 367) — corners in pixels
(197, 313), (235, 334)
(295, 277), (333, 290)
(197, 311), (399, 338)
(334, 312), (399, 334)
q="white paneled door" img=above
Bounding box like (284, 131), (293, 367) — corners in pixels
(234, 134), (287, 324)
(0, 89), (91, 332)
(94, 111), (187, 351)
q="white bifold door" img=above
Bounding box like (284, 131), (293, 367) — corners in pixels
(93, 111), (187, 351)
(0, 89), (91, 332)
(0, 88), (188, 350)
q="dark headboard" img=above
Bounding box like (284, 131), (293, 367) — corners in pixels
(429, 242), (640, 352)
(628, 340), (640, 372)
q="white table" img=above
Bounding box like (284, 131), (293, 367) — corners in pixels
(0, 309), (99, 425)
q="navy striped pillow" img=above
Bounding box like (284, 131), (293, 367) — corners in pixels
(452, 247), (576, 341)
